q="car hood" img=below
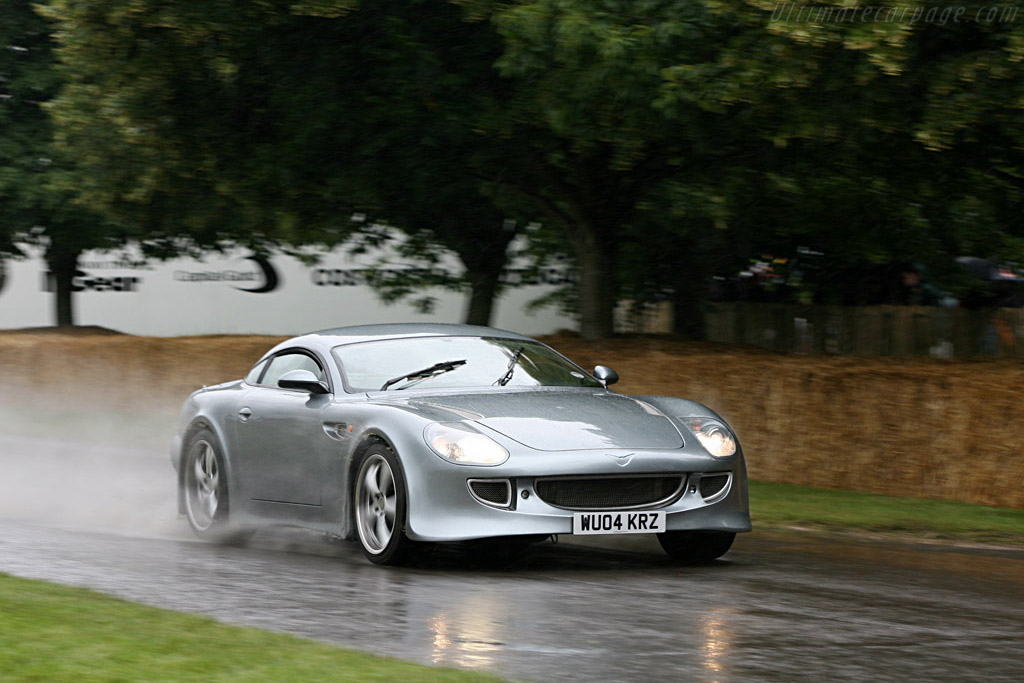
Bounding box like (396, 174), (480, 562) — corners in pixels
(409, 390), (684, 451)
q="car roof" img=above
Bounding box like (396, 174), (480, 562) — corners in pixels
(264, 322), (536, 357)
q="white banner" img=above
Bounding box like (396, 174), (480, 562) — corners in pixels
(0, 243), (572, 337)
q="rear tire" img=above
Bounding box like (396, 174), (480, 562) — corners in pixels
(658, 531), (735, 563)
(182, 429), (249, 543)
(354, 444), (427, 565)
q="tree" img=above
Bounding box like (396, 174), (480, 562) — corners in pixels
(466, 0), (809, 337)
(0, 0), (124, 326)
(45, 0), (749, 337)
(653, 1), (1024, 291)
(481, 0), (1024, 333)
(476, 0), (724, 338)
(43, 0), (535, 327)
(44, 0), (1024, 338)
(318, 1), (529, 325)
(43, 1), (360, 250)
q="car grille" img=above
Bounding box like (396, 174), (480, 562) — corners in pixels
(468, 479), (513, 508)
(535, 475), (685, 511)
(699, 473), (731, 500)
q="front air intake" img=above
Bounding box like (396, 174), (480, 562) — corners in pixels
(535, 475), (685, 511)
(468, 479), (513, 508)
(698, 473), (732, 501)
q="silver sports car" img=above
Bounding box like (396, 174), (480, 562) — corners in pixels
(172, 323), (750, 564)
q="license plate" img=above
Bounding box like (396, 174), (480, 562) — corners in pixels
(572, 511), (664, 535)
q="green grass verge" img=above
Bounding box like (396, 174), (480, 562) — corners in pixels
(0, 573), (502, 683)
(750, 480), (1024, 546)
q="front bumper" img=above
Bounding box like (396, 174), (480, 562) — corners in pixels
(403, 447), (751, 542)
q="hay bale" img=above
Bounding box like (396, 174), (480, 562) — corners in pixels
(2, 331), (1021, 508)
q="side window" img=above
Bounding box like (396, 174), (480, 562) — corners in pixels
(260, 352), (325, 389)
(244, 359), (268, 385)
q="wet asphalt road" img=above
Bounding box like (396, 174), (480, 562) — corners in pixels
(1, 434), (1023, 681)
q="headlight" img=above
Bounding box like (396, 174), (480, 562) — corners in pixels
(424, 422), (509, 466)
(685, 419), (737, 458)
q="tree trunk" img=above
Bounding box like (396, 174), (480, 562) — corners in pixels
(463, 264), (502, 326)
(575, 233), (616, 340)
(45, 245), (81, 327)
(671, 243), (705, 339)
(457, 221), (516, 328)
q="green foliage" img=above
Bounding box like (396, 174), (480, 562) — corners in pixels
(42, 0), (532, 324)
(654, 1), (1024, 287)
(0, 1), (48, 255)
(478, 0), (732, 336)
(32, 0), (1024, 333)
(42, 0), (354, 252)
(1, 0), (131, 324)
(480, 1), (1024, 312)
(289, 0), (359, 18)
(0, 0), (114, 257)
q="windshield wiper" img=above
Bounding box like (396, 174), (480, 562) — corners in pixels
(380, 359), (467, 391)
(493, 347), (525, 387)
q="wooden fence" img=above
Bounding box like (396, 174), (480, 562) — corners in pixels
(704, 303), (1024, 358)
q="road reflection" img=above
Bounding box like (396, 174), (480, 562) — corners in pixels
(431, 588), (519, 669)
(430, 604), (500, 669)
(701, 608), (734, 681)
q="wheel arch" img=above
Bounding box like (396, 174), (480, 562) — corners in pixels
(177, 416), (237, 516)
(344, 430), (406, 540)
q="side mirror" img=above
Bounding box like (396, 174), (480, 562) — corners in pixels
(593, 365), (619, 388)
(278, 369), (330, 394)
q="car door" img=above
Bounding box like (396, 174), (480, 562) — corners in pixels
(234, 350), (334, 506)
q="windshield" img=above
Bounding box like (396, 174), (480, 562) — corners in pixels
(332, 336), (601, 392)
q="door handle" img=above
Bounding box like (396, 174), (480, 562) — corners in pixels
(238, 407), (252, 422)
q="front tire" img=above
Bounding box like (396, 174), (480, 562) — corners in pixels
(354, 445), (425, 565)
(182, 429), (247, 543)
(658, 531), (736, 563)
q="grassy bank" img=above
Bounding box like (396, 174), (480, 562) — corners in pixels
(750, 481), (1024, 547)
(0, 573), (500, 683)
